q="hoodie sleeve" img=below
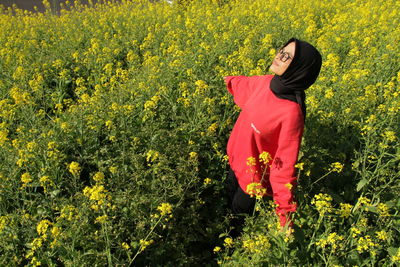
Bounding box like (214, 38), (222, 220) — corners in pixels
(224, 76), (260, 108)
(269, 110), (304, 227)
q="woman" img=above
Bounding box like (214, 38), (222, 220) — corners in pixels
(224, 38), (322, 234)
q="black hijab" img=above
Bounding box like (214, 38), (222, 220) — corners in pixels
(270, 38), (322, 119)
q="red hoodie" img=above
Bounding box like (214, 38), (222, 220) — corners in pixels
(225, 74), (304, 227)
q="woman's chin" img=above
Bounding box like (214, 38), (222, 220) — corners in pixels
(269, 66), (278, 75)
(269, 66), (274, 73)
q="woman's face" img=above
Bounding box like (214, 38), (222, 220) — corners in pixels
(269, 41), (296, 76)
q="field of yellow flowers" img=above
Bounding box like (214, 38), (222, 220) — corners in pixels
(0, 0), (399, 265)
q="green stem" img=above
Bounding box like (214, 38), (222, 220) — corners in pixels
(101, 216), (112, 266)
(129, 215), (164, 265)
(307, 214), (323, 251)
(309, 170), (333, 189)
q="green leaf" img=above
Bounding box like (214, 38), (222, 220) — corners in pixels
(352, 159), (360, 169)
(366, 206), (378, 213)
(387, 247), (398, 256)
(356, 178), (368, 191)
(49, 189), (60, 198)
(218, 232), (228, 238)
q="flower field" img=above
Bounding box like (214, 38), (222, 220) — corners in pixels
(0, 0), (399, 265)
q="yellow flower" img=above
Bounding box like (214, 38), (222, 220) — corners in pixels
(246, 182), (266, 199)
(51, 226), (60, 237)
(285, 183), (293, 191)
(59, 69), (70, 79)
(294, 162), (304, 170)
(359, 217), (368, 228)
(259, 151), (272, 165)
(366, 114), (376, 124)
(105, 120), (113, 130)
(39, 176), (53, 192)
(21, 172), (32, 187)
(103, 63), (113, 75)
(358, 196), (371, 206)
(269, 48), (276, 57)
(246, 156), (256, 166)
(60, 122), (69, 131)
(37, 220), (52, 236)
(316, 232), (344, 250)
(377, 203), (390, 217)
(203, 178), (212, 185)
(194, 79), (208, 93)
(329, 162), (344, 173)
(391, 248), (400, 263)
(146, 150), (159, 163)
(207, 123), (218, 135)
(157, 203), (173, 216)
(337, 203), (353, 218)
(139, 239), (154, 252)
(122, 242), (130, 250)
(93, 172), (105, 183)
(83, 184), (108, 205)
(356, 235), (377, 253)
(26, 142), (36, 152)
(375, 230), (388, 241)
(350, 226), (361, 238)
(315, 238), (328, 249)
(213, 246), (221, 253)
(242, 234), (270, 253)
(68, 161), (81, 176)
(144, 95), (160, 110)
(189, 152), (198, 160)
(95, 215), (108, 224)
(326, 233), (344, 250)
(47, 141), (57, 150)
(60, 205), (76, 221)
(324, 89), (334, 99)
(109, 166), (118, 174)
(31, 237), (44, 252)
(0, 216), (8, 233)
(0, 130), (8, 146)
(311, 193), (333, 216)
(29, 256), (41, 266)
(224, 237), (234, 248)
(10, 87), (31, 105)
